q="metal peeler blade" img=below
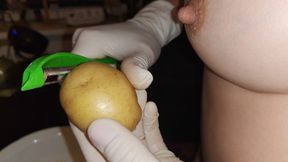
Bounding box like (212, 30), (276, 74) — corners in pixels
(21, 52), (117, 91)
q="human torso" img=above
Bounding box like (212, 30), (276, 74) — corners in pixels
(201, 69), (288, 162)
(186, 0), (288, 161)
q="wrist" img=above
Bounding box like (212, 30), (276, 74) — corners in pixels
(128, 0), (182, 46)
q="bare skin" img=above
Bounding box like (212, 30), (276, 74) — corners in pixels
(178, 0), (288, 162)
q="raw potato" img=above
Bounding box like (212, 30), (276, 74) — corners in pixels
(60, 62), (141, 132)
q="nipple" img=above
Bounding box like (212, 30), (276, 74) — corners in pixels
(188, 0), (206, 35)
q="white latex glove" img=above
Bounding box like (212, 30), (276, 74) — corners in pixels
(72, 0), (181, 90)
(70, 1), (181, 161)
(87, 102), (183, 162)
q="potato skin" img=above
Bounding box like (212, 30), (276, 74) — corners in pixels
(60, 62), (141, 132)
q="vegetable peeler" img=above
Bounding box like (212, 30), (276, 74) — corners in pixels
(21, 52), (117, 91)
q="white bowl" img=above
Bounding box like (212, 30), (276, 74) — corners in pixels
(0, 126), (85, 162)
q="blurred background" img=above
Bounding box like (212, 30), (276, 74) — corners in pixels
(0, 0), (203, 161)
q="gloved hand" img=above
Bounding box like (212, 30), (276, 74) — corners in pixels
(72, 0), (181, 90)
(87, 101), (183, 162)
(70, 90), (148, 162)
(70, 1), (181, 161)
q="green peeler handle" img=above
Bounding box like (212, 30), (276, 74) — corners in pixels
(21, 52), (117, 91)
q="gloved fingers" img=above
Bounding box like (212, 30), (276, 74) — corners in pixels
(132, 90), (147, 143)
(72, 27), (84, 46)
(69, 122), (106, 162)
(71, 23), (141, 59)
(136, 90), (147, 110)
(143, 102), (167, 153)
(71, 23), (159, 88)
(71, 31), (107, 59)
(72, 29), (154, 90)
(72, 27), (115, 58)
(88, 119), (159, 162)
(143, 102), (183, 162)
(121, 56), (153, 90)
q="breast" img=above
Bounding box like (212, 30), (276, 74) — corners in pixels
(187, 0), (288, 93)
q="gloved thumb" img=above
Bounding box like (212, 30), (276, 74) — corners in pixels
(121, 56), (153, 90)
(143, 102), (183, 162)
(87, 119), (159, 162)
